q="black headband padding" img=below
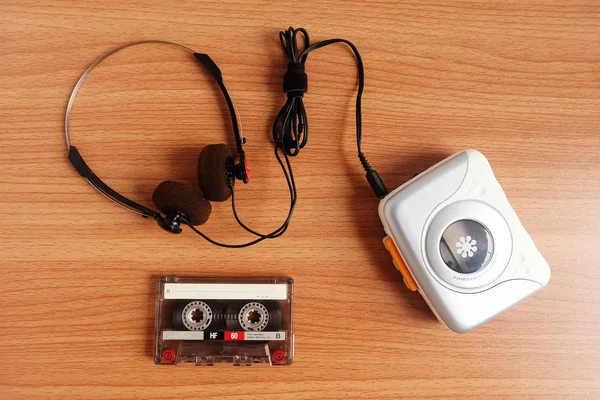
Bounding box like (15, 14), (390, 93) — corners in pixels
(198, 144), (233, 202)
(152, 181), (211, 226)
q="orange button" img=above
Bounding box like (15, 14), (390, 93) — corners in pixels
(383, 236), (419, 291)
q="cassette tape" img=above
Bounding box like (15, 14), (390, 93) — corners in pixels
(154, 276), (294, 366)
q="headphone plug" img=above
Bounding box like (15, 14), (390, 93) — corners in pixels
(359, 153), (388, 199)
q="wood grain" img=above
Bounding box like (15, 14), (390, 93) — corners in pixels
(1, 1), (600, 399)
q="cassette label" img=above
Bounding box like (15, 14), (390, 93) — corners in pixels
(164, 283), (288, 300)
(225, 331), (244, 340)
(206, 332), (224, 340)
(242, 331), (286, 341)
(162, 331), (205, 340)
(162, 331), (287, 341)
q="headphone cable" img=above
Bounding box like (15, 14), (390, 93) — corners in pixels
(183, 145), (297, 247)
(187, 27), (387, 246)
(274, 27), (388, 198)
(228, 27), (388, 242)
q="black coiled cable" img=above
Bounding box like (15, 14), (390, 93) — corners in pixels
(273, 28), (310, 156)
(186, 27), (387, 248)
(273, 27), (388, 197)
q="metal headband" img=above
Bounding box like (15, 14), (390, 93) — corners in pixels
(64, 40), (245, 218)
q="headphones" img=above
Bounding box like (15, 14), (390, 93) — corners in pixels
(66, 29), (386, 247)
(65, 40), (251, 235)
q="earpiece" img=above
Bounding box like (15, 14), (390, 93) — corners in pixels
(156, 214), (184, 234)
(197, 143), (251, 203)
(197, 144), (235, 202)
(152, 181), (212, 226)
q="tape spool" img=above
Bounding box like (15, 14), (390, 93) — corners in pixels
(225, 301), (282, 331)
(172, 300), (223, 331)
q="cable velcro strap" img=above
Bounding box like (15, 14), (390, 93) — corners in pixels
(283, 62), (307, 98)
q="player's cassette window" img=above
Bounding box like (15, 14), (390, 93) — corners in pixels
(439, 219), (494, 274)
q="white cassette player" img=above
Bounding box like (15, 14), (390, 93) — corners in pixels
(379, 150), (550, 333)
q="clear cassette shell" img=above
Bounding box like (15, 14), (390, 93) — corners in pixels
(154, 276), (294, 366)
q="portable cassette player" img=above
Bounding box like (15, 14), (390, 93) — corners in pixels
(379, 150), (551, 333)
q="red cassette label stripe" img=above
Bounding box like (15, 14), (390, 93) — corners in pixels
(225, 331), (245, 340)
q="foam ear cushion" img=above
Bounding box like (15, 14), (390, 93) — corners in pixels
(152, 181), (211, 225)
(197, 144), (233, 202)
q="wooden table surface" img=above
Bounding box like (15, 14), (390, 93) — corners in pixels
(1, 1), (600, 399)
